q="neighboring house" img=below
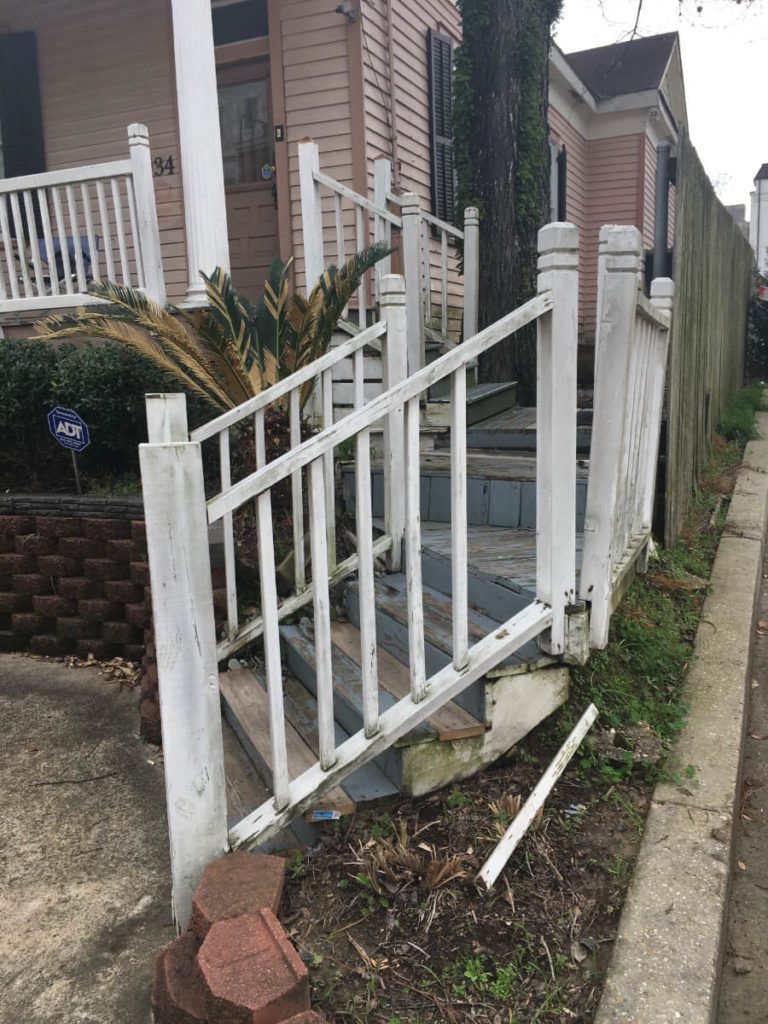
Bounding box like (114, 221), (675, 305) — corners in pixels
(548, 32), (685, 339)
(0, 0), (460, 328)
(750, 164), (768, 276)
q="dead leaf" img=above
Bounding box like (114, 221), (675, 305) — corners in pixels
(571, 938), (595, 964)
(738, 860), (747, 871)
(750, 734), (768, 741)
(424, 857), (467, 890)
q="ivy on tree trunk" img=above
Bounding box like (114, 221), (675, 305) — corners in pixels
(455, 0), (562, 402)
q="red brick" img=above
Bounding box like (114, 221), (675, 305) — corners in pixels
(140, 697), (162, 745)
(58, 536), (107, 559)
(0, 592), (32, 614)
(30, 635), (74, 656)
(76, 638), (115, 660)
(106, 538), (145, 562)
(123, 643), (145, 663)
(35, 516), (82, 537)
(57, 576), (98, 600)
(33, 594), (77, 617)
(152, 931), (207, 1024)
(125, 603), (150, 629)
(82, 518), (131, 541)
(191, 852), (286, 941)
(13, 574), (51, 596)
(56, 617), (94, 640)
(15, 534), (57, 556)
(37, 554), (82, 577)
(102, 579), (142, 603)
(78, 598), (122, 622)
(11, 613), (48, 635)
(102, 621), (142, 645)
(143, 660), (159, 686)
(0, 553), (37, 574)
(199, 910), (310, 1024)
(83, 559), (128, 581)
(144, 586), (153, 610)
(0, 630), (27, 651)
(0, 536), (14, 554)
(130, 561), (150, 586)
(0, 516), (36, 536)
(131, 520), (146, 543)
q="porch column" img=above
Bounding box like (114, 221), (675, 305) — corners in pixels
(171, 0), (230, 305)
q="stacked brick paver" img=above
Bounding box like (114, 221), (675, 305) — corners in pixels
(153, 852), (326, 1024)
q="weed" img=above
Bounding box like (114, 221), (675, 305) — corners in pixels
(606, 852), (631, 888)
(719, 383), (764, 443)
(444, 788), (471, 811)
(286, 849), (304, 879)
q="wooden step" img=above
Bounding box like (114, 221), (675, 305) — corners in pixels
(455, 406), (592, 453)
(423, 381), (518, 426)
(330, 621), (485, 742)
(220, 668), (355, 818)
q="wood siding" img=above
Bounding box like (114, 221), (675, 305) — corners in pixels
(0, 0), (187, 305)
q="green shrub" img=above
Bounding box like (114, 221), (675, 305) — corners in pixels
(718, 383), (764, 444)
(0, 339), (212, 493)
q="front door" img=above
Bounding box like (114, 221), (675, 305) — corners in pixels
(216, 57), (278, 295)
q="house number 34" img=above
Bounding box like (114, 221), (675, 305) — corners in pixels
(153, 156), (176, 177)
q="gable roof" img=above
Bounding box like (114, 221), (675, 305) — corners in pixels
(563, 32), (678, 100)
(756, 164), (768, 182)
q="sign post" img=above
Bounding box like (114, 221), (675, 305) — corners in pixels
(47, 407), (91, 494)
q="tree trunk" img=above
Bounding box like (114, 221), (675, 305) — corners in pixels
(455, 0), (560, 403)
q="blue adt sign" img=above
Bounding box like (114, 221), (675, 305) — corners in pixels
(48, 406), (91, 453)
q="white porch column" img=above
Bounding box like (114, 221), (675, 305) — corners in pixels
(171, 0), (230, 305)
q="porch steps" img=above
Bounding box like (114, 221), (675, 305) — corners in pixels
(342, 450), (589, 530)
(423, 381), (517, 426)
(439, 406), (594, 454)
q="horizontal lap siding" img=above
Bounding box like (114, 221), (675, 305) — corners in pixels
(1, 0), (187, 304)
(582, 132), (645, 337)
(281, 0), (355, 292)
(549, 106), (589, 335)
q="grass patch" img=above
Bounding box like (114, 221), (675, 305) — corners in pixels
(718, 382), (765, 443)
(551, 425), (751, 785)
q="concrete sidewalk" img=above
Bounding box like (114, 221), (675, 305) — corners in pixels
(0, 653), (173, 1023)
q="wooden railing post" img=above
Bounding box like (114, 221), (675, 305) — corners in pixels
(463, 206), (480, 340)
(400, 193), (423, 374)
(374, 157), (393, 293)
(579, 225), (643, 649)
(145, 392), (188, 443)
(298, 140), (324, 292)
(536, 222), (579, 655)
(140, 400), (227, 930)
(127, 123), (166, 305)
(380, 274), (407, 570)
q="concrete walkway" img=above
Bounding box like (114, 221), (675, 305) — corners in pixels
(0, 653), (173, 1023)
(718, 547), (768, 1021)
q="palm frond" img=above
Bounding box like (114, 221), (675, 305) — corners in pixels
(201, 268), (261, 376)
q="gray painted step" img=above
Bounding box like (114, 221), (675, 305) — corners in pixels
(345, 574), (551, 719)
(419, 543), (535, 620)
(456, 406), (592, 454)
(424, 381), (518, 423)
(343, 451), (588, 530)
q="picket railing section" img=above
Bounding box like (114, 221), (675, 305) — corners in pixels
(580, 225), (674, 648)
(140, 224), (579, 923)
(0, 123), (164, 314)
(298, 141), (479, 373)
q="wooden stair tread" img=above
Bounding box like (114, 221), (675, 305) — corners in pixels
(220, 668), (355, 817)
(330, 620), (485, 741)
(362, 451), (589, 481)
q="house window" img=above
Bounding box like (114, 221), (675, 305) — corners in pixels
(548, 140), (567, 221)
(212, 0), (268, 46)
(0, 31), (45, 180)
(217, 62), (273, 186)
(427, 28), (456, 224)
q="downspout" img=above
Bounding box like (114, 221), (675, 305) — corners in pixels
(385, 0), (400, 187)
(653, 143), (671, 280)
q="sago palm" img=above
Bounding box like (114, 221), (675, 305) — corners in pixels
(33, 243), (392, 412)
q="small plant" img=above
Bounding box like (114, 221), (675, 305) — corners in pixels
(445, 788), (470, 811)
(718, 383), (763, 443)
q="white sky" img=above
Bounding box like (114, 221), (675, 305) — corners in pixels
(554, 0), (768, 209)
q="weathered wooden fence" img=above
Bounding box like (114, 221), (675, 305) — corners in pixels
(664, 128), (754, 544)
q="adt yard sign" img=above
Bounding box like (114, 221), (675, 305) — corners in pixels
(48, 406), (91, 453)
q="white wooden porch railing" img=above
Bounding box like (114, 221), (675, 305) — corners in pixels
(298, 140), (479, 373)
(139, 223), (579, 927)
(580, 225), (675, 648)
(0, 123), (164, 313)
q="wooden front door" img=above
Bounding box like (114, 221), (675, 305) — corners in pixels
(216, 57), (278, 295)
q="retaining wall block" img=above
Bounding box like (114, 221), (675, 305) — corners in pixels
(151, 930), (207, 1024)
(190, 852), (287, 940)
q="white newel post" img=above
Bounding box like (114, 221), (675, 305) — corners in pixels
(400, 193), (423, 374)
(641, 277), (675, 532)
(579, 226), (643, 648)
(145, 392), (188, 444)
(140, 395), (228, 930)
(374, 158), (393, 291)
(463, 206), (480, 340)
(536, 223), (579, 655)
(170, 0), (230, 305)
(380, 274), (407, 571)
(298, 141), (324, 292)
(127, 124), (166, 305)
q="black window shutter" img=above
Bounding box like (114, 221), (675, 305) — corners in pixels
(0, 31), (46, 179)
(427, 28), (455, 223)
(557, 146), (567, 221)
